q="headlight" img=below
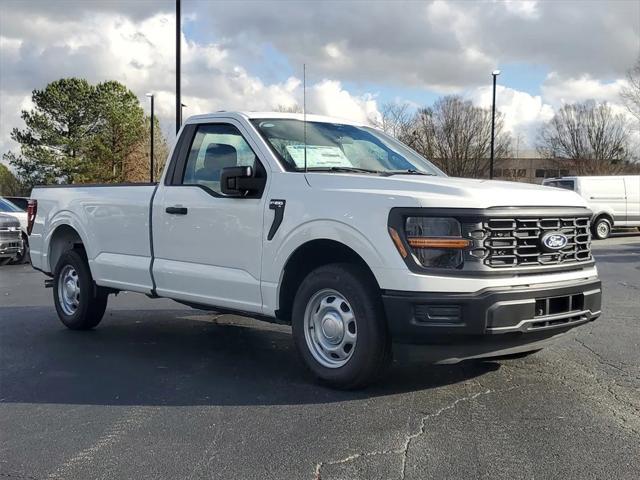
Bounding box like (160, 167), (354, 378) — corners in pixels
(389, 217), (471, 269)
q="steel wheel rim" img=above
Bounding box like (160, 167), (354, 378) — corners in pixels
(58, 265), (80, 316)
(597, 221), (609, 238)
(303, 288), (357, 369)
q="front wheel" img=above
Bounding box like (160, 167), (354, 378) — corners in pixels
(53, 250), (109, 330)
(592, 217), (611, 240)
(291, 263), (390, 389)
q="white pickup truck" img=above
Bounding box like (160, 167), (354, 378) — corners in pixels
(29, 112), (602, 388)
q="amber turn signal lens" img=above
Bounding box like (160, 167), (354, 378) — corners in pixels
(388, 227), (408, 258)
(407, 237), (471, 249)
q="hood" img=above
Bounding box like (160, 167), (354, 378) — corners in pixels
(1, 211), (28, 231)
(0, 213), (21, 228)
(304, 173), (589, 209)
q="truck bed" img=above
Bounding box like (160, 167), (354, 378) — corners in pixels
(30, 184), (157, 293)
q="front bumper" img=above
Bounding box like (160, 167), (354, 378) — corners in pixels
(382, 277), (601, 362)
(0, 238), (22, 257)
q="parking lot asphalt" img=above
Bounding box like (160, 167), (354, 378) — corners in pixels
(1, 233), (639, 480)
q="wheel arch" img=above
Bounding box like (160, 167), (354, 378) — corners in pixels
(592, 211), (614, 226)
(48, 224), (87, 273)
(276, 238), (381, 324)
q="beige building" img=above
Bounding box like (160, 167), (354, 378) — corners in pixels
(487, 152), (575, 184)
(487, 158), (575, 183)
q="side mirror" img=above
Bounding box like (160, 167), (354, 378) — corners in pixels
(220, 166), (264, 196)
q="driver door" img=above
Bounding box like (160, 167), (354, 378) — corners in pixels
(152, 120), (268, 313)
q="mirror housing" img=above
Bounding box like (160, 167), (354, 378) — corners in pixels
(220, 166), (264, 196)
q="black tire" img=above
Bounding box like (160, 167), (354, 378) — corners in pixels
(592, 216), (611, 240)
(0, 257), (11, 266)
(53, 249), (109, 330)
(291, 263), (390, 389)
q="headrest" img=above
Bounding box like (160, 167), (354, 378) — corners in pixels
(203, 143), (237, 169)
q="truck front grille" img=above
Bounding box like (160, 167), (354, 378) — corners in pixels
(482, 216), (591, 268)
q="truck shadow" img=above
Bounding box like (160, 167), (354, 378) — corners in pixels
(592, 243), (640, 264)
(0, 307), (499, 407)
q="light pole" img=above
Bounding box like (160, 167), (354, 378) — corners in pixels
(490, 69), (500, 179)
(180, 103), (187, 125)
(146, 93), (155, 183)
(176, 0), (181, 134)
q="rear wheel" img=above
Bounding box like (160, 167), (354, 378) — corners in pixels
(592, 217), (611, 240)
(53, 250), (109, 330)
(291, 263), (390, 389)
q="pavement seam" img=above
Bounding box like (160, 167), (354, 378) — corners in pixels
(45, 407), (153, 480)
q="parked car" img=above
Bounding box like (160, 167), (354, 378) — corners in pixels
(542, 175), (640, 239)
(0, 213), (22, 266)
(28, 112), (602, 388)
(3, 196), (29, 211)
(0, 197), (29, 263)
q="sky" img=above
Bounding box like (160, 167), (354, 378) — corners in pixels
(1, 0), (639, 162)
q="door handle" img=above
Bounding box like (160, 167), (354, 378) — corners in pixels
(166, 206), (188, 215)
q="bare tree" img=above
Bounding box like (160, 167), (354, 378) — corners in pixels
(376, 102), (415, 142)
(275, 104), (303, 114)
(404, 96), (511, 178)
(621, 57), (640, 123)
(537, 101), (630, 174)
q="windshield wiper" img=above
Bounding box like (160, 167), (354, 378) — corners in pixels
(306, 166), (388, 175)
(386, 169), (436, 176)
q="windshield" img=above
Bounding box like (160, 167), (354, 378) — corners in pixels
(0, 198), (22, 213)
(251, 118), (444, 176)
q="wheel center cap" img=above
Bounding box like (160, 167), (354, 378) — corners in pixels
(321, 313), (344, 343)
(65, 280), (76, 297)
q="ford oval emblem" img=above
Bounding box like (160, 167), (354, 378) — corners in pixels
(541, 232), (568, 251)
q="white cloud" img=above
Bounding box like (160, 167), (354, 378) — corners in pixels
(195, 0), (639, 90)
(471, 85), (553, 150)
(0, 11), (381, 161)
(307, 80), (381, 124)
(470, 75), (636, 152)
(541, 73), (628, 107)
(503, 0), (539, 19)
(2, 1), (638, 166)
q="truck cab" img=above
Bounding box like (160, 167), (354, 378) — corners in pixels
(29, 112), (602, 388)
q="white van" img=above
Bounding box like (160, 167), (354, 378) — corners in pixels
(543, 176), (640, 239)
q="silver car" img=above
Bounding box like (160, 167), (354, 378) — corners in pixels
(0, 213), (22, 265)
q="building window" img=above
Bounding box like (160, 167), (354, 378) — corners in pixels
(535, 169), (545, 178)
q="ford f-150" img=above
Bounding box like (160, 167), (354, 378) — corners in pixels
(28, 112), (602, 388)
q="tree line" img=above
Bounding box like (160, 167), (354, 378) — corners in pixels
(377, 97), (638, 178)
(1, 78), (169, 195)
(376, 60), (640, 178)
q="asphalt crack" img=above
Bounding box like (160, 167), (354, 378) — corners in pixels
(572, 337), (638, 375)
(313, 387), (521, 480)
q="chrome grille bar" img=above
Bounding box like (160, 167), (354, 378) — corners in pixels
(483, 216), (592, 268)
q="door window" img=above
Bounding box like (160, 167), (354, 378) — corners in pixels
(545, 180), (575, 191)
(182, 123), (262, 195)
